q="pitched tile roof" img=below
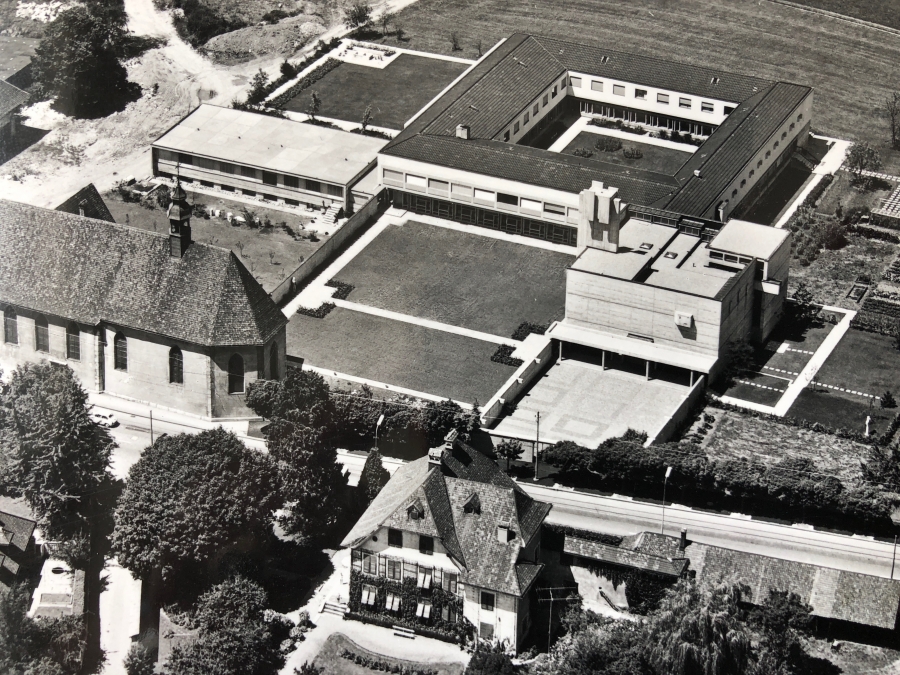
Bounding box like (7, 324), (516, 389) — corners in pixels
(0, 78), (28, 118)
(0, 200), (286, 346)
(0, 497), (35, 553)
(341, 439), (551, 596)
(564, 534), (688, 577)
(687, 542), (900, 630)
(55, 184), (116, 223)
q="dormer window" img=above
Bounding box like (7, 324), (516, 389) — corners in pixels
(407, 500), (424, 520)
(463, 493), (481, 515)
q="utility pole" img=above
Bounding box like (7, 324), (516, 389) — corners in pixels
(892, 536), (897, 580)
(533, 411), (540, 481)
(661, 466), (672, 534)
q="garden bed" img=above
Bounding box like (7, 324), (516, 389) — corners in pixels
(285, 306), (518, 403)
(330, 221), (573, 337)
(281, 54), (469, 130)
(313, 633), (465, 675)
(560, 130), (692, 175)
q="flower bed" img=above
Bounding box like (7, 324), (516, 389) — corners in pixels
(490, 344), (523, 367)
(297, 302), (335, 318)
(326, 280), (355, 300)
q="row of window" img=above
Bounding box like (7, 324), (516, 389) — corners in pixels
(728, 113), (804, 201)
(5, 309), (80, 360)
(358, 585), (457, 622)
(3, 308), (277, 393)
(502, 74), (570, 142)
(353, 549), (460, 592)
(568, 75), (732, 115)
(384, 171), (577, 221)
(157, 150), (344, 198)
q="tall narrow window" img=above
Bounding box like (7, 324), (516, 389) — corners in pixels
(269, 345), (279, 380)
(3, 307), (17, 345)
(169, 346), (183, 384)
(66, 323), (80, 360)
(34, 315), (49, 353)
(227, 353), (244, 393)
(114, 332), (127, 370)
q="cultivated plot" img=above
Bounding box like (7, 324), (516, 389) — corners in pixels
(286, 306), (517, 404)
(283, 54), (469, 130)
(330, 221), (575, 338)
(560, 131), (692, 176)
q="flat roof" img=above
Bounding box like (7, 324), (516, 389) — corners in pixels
(710, 219), (790, 260)
(643, 267), (732, 298)
(153, 104), (388, 186)
(571, 220), (678, 280)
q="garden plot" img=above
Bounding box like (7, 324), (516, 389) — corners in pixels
(281, 53), (469, 130)
(329, 221), (574, 338)
(286, 306), (518, 404)
(560, 130), (692, 176)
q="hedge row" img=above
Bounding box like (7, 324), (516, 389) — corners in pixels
(339, 648), (437, 675)
(542, 522), (623, 548)
(849, 224), (900, 243)
(801, 172), (834, 210)
(491, 344), (523, 367)
(270, 58), (342, 109)
(296, 302), (335, 318)
(511, 321), (548, 341)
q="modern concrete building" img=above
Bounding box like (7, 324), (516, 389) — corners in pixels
(341, 432), (551, 651)
(151, 105), (387, 214)
(378, 33), (812, 246)
(0, 187), (287, 420)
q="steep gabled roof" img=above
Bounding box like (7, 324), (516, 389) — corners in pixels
(55, 184), (116, 223)
(0, 78), (28, 118)
(342, 439), (551, 596)
(0, 200), (286, 346)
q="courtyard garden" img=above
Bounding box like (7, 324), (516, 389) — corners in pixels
(281, 54), (469, 130)
(285, 306), (517, 404)
(330, 221), (574, 338)
(561, 130), (692, 175)
(103, 187), (324, 293)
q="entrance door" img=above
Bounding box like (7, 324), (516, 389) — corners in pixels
(98, 333), (106, 391)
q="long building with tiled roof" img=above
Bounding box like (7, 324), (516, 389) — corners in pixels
(342, 431), (551, 650)
(0, 188), (287, 420)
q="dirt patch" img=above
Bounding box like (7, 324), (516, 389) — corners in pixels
(804, 636), (900, 675)
(204, 14), (325, 58)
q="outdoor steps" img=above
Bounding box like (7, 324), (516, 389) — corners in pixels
(793, 149), (817, 171)
(321, 204), (342, 225)
(321, 601), (348, 617)
(393, 625), (416, 640)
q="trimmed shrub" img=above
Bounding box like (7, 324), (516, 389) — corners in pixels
(491, 344), (523, 367)
(325, 279), (355, 300)
(511, 321), (548, 341)
(296, 302), (335, 318)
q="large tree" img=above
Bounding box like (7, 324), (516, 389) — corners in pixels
(357, 449), (390, 506)
(845, 142), (883, 191)
(31, 5), (138, 117)
(266, 420), (347, 547)
(163, 576), (285, 675)
(111, 428), (280, 580)
(0, 363), (114, 541)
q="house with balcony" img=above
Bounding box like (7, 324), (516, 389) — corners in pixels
(340, 431), (551, 651)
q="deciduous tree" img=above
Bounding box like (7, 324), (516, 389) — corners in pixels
(886, 92), (900, 150)
(380, 10), (394, 36)
(342, 0), (371, 28)
(111, 428), (280, 580)
(494, 439), (523, 471)
(846, 142), (883, 191)
(0, 363), (114, 541)
(357, 449), (390, 505)
(307, 91), (321, 121)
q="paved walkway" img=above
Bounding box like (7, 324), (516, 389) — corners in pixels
(99, 559), (142, 675)
(280, 109), (398, 136)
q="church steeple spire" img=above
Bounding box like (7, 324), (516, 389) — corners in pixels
(166, 179), (192, 258)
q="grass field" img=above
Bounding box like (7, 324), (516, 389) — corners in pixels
(703, 409), (873, 486)
(787, 386), (888, 432)
(285, 306), (516, 403)
(787, 0), (900, 31)
(331, 221), (574, 338)
(560, 131), (692, 175)
(104, 190), (322, 293)
(283, 54), (469, 130)
(385, 0), (900, 161)
(788, 236), (896, 309)
(815, 328), (900, 397)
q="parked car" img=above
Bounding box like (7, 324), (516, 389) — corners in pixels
(90, 411), (118, 428)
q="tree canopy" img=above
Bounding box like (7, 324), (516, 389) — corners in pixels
(0, 363), (114, 541)
(111, 428), (280, 579)
(357, 449), (390, 506)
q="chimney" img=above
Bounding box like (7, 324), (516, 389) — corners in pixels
(679, 528), (687, 552)
(693, 169), (702, 178)
(167, 180), (192, 258)
(427, 445), (443, 467)
(456, 124), (470, 140)
(497, 522), (509, 543)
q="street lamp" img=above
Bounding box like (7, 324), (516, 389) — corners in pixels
(661, 466), (672, 535)
(374, 414), (384, 450)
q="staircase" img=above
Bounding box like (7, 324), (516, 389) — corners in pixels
(321, 204), (343, 226)
(321, 601), (348, 617)
(393, 625), (416, 640)
(793, 149), (817, 171)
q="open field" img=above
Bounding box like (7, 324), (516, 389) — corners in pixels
(386, 0), (900, 161)
(104, 189), (322, 292)
(283, 54), (469, 130)
(703, 409), (872, 486)
(560, 131), (691, 175)
(787, 0), (900, 31)
(331, 221), (574, 337)
(789, 236), (896, 309)
(286, 306), (517, 403)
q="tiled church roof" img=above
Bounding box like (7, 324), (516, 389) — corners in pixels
(0, 200), (286, 346)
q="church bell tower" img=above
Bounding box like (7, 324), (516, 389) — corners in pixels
(167, 180), (192, 258)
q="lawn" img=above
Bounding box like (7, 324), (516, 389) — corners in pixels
(787, 386), (888, 433)
(331, 221), (575, 338)
(788, 236), (896, 309)
(282, 54), (469, 130)
(313, 633), (465, 675)
(384, 0), (900, 152)
(560, 131), (692, 175)
(814, 328), (900, 397)
(285, 306), (517, 403)
(816, 170), (893, 217)
(104, 190), (323, 293)
(702, 409), (873, 486)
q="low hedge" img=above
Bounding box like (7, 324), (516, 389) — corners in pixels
(296, 302), (335, 318)
(491, 344), (523, 367)
(849, 224), (900, 243)
(270, 58), (342, 109)
(339, 648), (438, 675)
(326, 280), (354, 300)
(511, 321), (548, 341)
